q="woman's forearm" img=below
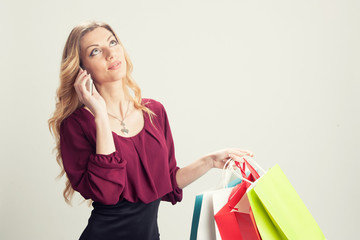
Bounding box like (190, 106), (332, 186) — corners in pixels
(175, 148), (253, 189)
(95, 115), (116, 155)
(176, 155), (213, 189)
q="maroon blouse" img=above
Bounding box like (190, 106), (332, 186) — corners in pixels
(60, 99), (183, 205)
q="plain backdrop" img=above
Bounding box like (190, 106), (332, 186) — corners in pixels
(0, 0), (359, 239)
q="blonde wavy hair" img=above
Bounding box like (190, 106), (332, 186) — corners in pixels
(48, 21), (154, 205)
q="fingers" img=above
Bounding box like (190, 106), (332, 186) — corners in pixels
(74, 68), (92, 103)
(91, 81), (100, 96)
(208, 148), (254, 169)
(229, 154), (245, 163)
(227, 149), (254, 164)
(228, 149), (254, 158)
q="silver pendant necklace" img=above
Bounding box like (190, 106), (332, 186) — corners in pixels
(107, 100), (131, 135)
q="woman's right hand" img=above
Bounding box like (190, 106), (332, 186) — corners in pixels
(73, 68), (107, 117)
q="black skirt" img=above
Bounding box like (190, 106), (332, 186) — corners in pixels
(79, 199), (161, 240)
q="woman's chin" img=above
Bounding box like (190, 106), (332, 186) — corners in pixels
(105, 72), (127, 82)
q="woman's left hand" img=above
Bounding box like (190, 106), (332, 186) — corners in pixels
(206, 148), (254, 169)
(176, 148), (254, 189)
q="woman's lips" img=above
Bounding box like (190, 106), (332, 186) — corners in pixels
(108, 61), (121, 70)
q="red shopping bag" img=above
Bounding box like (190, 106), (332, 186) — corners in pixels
(249, 206), (262, 240)
(214, 161), (261, 240)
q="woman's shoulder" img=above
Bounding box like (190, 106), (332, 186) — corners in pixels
(62, 106), (92, 128)
(142, 98), (166, 114)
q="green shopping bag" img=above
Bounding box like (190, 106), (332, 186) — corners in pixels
(247, 164), (325, 240)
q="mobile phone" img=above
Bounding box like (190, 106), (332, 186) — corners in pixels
(87, 77), (93, 95)
(82, 67), (93, 95)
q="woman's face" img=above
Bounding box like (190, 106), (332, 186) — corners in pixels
(80, 27), (127, 84)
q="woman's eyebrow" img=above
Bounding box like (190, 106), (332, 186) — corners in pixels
(107, 34), (114, 41)
(85, 44), (99, 51)
(85, 35), (115, 51)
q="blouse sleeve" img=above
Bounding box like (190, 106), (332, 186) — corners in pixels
(60, 116), (127, 205)
(159, 105), (183, 204)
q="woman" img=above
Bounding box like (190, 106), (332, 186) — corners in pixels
(48, 21), (253, 240)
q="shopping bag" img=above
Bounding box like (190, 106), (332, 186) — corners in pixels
(214, 160), (261, 240)
(246, 162), (326, 240)
(212, 187), (234, 239)
(197, 190), (217, 240)
(190, 178), (242, 240)
(190, 194), (204, 240)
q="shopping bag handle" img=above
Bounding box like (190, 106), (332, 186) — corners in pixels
(226, 156), (266, 184)
(234, 160), (260, 180)
(241, 155), (266, 175)
(219, 158), (248, 188)
(227, 160), (261, 209)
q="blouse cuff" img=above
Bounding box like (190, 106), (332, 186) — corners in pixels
(162, 167), (183, 205)
(89, 151), (126, 168)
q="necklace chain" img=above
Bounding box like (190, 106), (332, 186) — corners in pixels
(107, 100), (131, 135)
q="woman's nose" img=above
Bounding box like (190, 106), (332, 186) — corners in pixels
(105, 48), (117, 60)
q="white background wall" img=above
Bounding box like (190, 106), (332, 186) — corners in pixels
(0, 0), (359, 239)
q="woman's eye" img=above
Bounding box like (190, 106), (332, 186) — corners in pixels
(110, 40), (118, 46)
(90, 48), (101, 56)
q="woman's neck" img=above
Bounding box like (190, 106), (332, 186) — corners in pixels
(96, 80), (131, 117)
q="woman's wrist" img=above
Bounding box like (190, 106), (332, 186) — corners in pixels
(93, 108), (108, 120)
(200, 154), (215, 170)
(94, 112), (115, 155)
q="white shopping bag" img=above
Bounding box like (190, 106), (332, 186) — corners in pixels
(212, 188), (233, 239)
(196, 190), (216, 240)
(190, 177), (243, 240)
